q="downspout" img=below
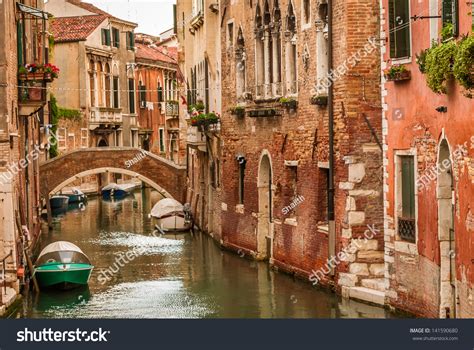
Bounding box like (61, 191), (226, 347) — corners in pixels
(327, 0), (336, 276)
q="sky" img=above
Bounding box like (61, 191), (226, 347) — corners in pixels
(87, 0), (175, 36)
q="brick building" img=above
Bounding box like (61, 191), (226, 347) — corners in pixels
(135, 34), (185, 164)
(176, 0), (223, 236)
(0, 0), (52, 314)
(46, 0), (138, 151)
(381, 0), (474, 317)
(177, 0), (385, 306)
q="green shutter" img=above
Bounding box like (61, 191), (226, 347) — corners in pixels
(401, 156), (415, 219)
(17, 21), (24, 66)
(106, 29), (111, 46)
(389, 0), (411, 58)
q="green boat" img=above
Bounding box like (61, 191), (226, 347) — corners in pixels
(34, 241), (94, 290)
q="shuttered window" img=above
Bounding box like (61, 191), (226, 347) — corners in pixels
(112, 27), (120, 48)
(113, 77), (119, 108)
(126, 32), (135, 50)
(388, 0), (411, 59)
(442, 0), (459, 37)
(398, 155), (416, 243)
(101, 29), (111, 46)
(128, 78), (135, 114)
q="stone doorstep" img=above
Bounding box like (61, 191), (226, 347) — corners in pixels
(360, 278), (386, 292)
(349, 286), (385, 306)
(0, 286), (17, 314)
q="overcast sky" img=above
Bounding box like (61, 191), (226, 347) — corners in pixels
(87, 0), (175, 36)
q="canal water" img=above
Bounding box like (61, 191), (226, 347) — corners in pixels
(11, 189), (396, 318)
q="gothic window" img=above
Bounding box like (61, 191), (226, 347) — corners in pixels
(105, 63), (111, 108)
(88, 60), (96, 107)
(272, 0), (282, 96)
(315, 2), (329, 96)
(263, 0), (272, 97)
(285, 1), (297, 94)
(255, 3), (265, 98)
(236, 27), (246, 99)
(97, 62), (104, 107)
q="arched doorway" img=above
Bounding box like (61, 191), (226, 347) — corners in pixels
(98, 138), (108, 147)
(437, 138), (456, 318)
(257, 152), (273, 260)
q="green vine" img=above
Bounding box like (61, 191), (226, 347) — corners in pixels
(58, 107), (82, 121)
(49, 94), (59, 158)
(424, 40), (457, 94)
(453, 35), (474, 95)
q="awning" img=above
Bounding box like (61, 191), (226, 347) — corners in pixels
(17, 3), (49, 20)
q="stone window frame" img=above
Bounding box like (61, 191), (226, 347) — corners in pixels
(394, 148), (419, 249)
(301, 0), (312, 30)
(227, 19), (235, 49)
(80, 128), (89, 148)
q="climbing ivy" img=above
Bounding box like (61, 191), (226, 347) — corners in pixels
(49, 94), (59, 159)
(58, 107), (82, 121)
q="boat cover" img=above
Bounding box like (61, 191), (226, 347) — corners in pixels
(151, 198), (184, 218)
(102, 183), (136, 192)
(38, 241), (85, 260)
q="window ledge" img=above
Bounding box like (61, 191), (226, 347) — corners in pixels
(390, 57), (412, 65)
(394, 241), (418, 255)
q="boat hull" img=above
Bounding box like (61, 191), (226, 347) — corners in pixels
(35, 263), (93, 290)
(153, 215), (192, 232)
(66, 193), (86, 203)
(50, 196), (69, 211)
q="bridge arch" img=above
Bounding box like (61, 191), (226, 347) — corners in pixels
(40, 147), (186, 203)
(50, 167), (175, 199)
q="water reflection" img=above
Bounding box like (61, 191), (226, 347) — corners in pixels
(12, 189), (396, 319)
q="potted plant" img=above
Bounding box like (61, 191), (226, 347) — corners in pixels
(188, 101), (206, 113)
(18, 63), (60, 82)
(453, 34), (474, 97)
(230, 106), (245, 117)
(311, 94), (328, 106)
(43, 63), (60, 81)
(279, 97), (298, 110)
(384, 65), (411, 82)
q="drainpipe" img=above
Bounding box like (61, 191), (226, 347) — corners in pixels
(327, 0), (336, 276)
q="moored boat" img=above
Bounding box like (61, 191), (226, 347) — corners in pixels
(150, 198), (192, 232)
(34, 241), (94, 290)
(50, 195), (69, 212)
(101, 183), (136, 199)
(64, 188), (87, 203)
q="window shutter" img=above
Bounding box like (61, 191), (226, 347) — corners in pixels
(401, 156), (415, 219)
(130, 32), (135, 49)
(158, 86), (163, 102)
(389, 0), (411, 58)
(106, 29), (111, 46)
(17, 22), (24, 66)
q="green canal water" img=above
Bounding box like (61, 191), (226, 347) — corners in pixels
(11, 189), (397, 318)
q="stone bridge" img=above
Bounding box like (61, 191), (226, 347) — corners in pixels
(39, 147), (187, 202)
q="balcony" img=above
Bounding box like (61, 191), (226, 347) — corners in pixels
(89, 107), (122, 128)
(18, 75), (48, 116)
(186, 126), (207, 151)
(189, 10), (204, 34)
(163, 101), (179, 119)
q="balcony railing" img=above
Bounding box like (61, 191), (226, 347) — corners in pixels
(164, 101), (179, 118)
(90, 107), (122, 123)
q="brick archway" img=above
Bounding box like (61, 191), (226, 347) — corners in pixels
(40, 148), (186, 202)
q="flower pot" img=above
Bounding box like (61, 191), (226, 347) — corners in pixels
(385, 70), (411, 82)
(311, 95), (328, 106)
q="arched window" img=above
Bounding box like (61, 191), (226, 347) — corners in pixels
(97, 62), (104, 107)
(272, 0), (282, 96)
(263, 0), (272, 98)
(157, 81), (163, 103)
(112, 64), (120, 108)
(255, 3), (264, 98)
(285, 1), (297, 95)
(236, 27), (246, 99)
(89, 60), (96, 107)
(105, 63), (111, 108)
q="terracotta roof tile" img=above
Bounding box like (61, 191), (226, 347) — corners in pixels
(136, 43), (177, 65)
(66, 0), (111, 17)
(50, 15), (106, 43)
